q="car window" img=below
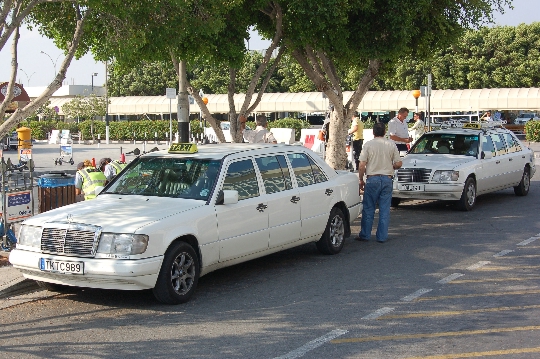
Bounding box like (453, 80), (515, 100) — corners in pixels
(105, 157), (221, 200)
(255, 155), (293, 194)
(410, 134), (479, 156)
(276, 155), (293, 190)
(490, 134), (507, 156)
(481, 136), (495, 155)
(223, 159), (260, 200)
(307, 155), (328, 183)
(502, 133), (521, 153)
(288, 153), (315, 187)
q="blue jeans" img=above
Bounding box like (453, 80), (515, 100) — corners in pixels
(360, 176), (393, 242)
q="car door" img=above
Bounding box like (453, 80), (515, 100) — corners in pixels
(287, 152), (334, 240)
(502, 132), (527, 185)
(254, 154), (301, 249)
(489, 133), (513, 189)
(476, 135), (500, 193)
(216, 158), (269, 262)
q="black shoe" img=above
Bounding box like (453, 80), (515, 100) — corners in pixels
(354, 236), (369, 242)
(376, 240), (386, 243)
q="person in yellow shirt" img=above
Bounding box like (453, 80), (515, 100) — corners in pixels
(348, 115), (364, 171)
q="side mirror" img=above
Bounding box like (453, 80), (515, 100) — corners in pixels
(481, 151), (493, 160)
(215, 190), (238, 205)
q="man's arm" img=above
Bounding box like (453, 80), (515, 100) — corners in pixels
(358, 161), (367, 192)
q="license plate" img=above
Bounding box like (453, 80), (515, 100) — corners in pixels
(399, 184), (424, 191)
(39, 258), (84, 274)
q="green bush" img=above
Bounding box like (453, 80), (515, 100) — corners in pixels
(15, 118), (311, 142)
(525, 120), (540, 142)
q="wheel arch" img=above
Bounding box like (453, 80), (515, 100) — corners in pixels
(333, 201), (351, 238)
(166, 234), (202, 270)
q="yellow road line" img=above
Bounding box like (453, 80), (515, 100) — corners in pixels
(450, 276), (540, 284)
(404, 346), (540, 359)
(418, 289), (540, 301)
(379, 304), (540, 319)
(331, 325), (540, 344)
(477, 265), (540, 271)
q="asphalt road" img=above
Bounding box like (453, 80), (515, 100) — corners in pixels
(1, 163), (540, 358)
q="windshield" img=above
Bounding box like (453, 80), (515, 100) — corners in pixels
(410, 133), (480, 157)
(104, 157), (222, 200)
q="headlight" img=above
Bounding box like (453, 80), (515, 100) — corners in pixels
(432, 170), (459, 182)
(18, 225), (42, 248)
(97, 233), (149, 255)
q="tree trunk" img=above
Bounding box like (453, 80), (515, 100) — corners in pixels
(0, 8), (88, 137)
(291, 48), (381, 169)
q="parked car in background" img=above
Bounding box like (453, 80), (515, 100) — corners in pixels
(392, 121), (535, 211)
(514, 113), (539, 125)
(10, 143), (362, 304)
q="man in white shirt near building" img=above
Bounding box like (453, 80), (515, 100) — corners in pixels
(240, 115), (277, 144)
(388, 107), (413, 153)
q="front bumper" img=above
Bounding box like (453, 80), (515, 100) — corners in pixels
(9, 249), (164, 290)
(392, 182), (464, 201)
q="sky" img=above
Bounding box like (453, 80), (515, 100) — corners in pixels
(0, 0), (537, 88)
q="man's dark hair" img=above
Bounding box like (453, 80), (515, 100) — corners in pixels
(398, 107), (409, 115)
(373, 122), (386, 137)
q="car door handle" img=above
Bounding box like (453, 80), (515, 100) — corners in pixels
(509, 158), (513, 161)
(496, 160), (500, 164)
(256, 203), (268, 212)
(325, 189), (333, 196)
(290, 196), (300, 203)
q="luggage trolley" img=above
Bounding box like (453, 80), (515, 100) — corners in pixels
(55, 130), (75, 166)
(0, 157), (35, 251)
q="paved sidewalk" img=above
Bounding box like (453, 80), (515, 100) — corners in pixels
(1, 140), (540, 300)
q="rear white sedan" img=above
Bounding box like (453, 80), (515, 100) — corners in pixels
(392, 122), (535, 210)
(10, 143), (361, 304)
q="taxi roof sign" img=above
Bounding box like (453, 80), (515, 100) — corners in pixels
(168, 143), (198, 154)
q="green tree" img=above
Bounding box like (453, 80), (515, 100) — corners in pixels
(0, 1), (89, 136)
(269, 0), (512, 169)
(107, 60), (178, 97)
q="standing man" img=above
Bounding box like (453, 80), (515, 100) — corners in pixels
(480, 110), (492, 121)
(240, 115), (277, 144)
(75, 159), (107, 200)
(409, 112), (425, 144)
(388, 107), (412, 152)
(348, 114), (364, 171)
(356, 122), (402, 243)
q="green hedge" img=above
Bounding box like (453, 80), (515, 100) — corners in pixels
(525, 120), (540, 142)
(16, 118), (311, 141)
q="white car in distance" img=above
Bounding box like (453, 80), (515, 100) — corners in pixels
(392, 121), (535, 210)
(10, 143), (361, 304)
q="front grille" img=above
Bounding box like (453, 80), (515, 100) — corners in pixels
(41, 223), (101, 257)
(397, 168), (432, 183)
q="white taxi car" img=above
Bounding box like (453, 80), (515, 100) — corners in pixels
(10, 143), (361, 304)
(392, 121), (535, 211)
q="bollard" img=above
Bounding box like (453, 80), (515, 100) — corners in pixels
(120, 153), (126, 163)
(92, 158), (96, 167)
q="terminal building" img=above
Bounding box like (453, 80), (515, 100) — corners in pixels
(24, 85), (540, 123)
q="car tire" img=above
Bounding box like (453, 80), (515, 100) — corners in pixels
(391, 197), (401, 208)
(36, 281), (72, 292)
(457, 177), (476, 211)
(514, 167), (530, 196)
(153, 241), (199, 304)
(316, 207), (346, 255)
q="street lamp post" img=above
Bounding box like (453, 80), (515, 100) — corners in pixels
(40, 51), (61, 80)
(412, 89), (421, 113)
(19, 69), (35, 86)
(91, 72), (98, 92)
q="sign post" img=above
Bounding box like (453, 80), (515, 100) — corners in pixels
(166, 88), (176, 144)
